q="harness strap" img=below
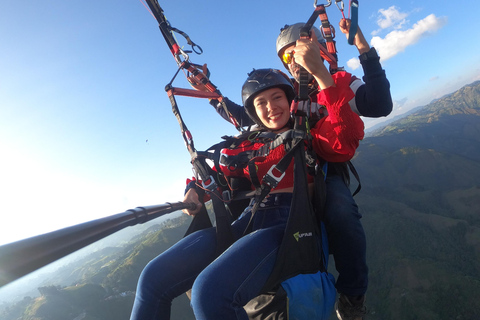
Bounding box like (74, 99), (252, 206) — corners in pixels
(248, 161), (262, 189)
(250, 125), (308, 215)
(145, 0), (188, 64)
(249, 142), (298, 215)
(316, 5), (339, 73)
(348, 0), (359, 45)
(145, 0), (243, 132)
(217, 130), (304, 173)
(166, 75), (235, 256)
(348, 160), (362, 196)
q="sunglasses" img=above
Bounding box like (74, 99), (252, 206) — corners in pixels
(282, 51), (295, 64)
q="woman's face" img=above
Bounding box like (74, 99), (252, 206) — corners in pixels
(253, 87), (291, 131)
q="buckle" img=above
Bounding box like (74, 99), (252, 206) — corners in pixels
(263, 165), (286, 188)
(222, 190), (232, 202)
(201, 175), (217, 191)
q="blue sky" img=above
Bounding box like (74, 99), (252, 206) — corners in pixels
(1, 0), (479, 246)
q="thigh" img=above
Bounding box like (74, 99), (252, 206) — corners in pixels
(192, 223), (286, 307)
(131, 227), (219, 320)
(325, 174), (361, 220)
(140, 227), (218, 297)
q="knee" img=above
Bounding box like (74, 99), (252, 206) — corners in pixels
(136, 256), (170, 296)
(190, 270), (224, 317)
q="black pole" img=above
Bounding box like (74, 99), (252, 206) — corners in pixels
(0, 202), (195, 288)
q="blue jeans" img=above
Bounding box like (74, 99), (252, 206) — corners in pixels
(324, 173), (368, 296)
(130, 194), (291, 320)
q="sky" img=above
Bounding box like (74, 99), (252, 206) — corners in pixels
(1, 0), (479, 247)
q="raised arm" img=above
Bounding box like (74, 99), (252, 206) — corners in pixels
(311, 71), (365, 162)
(339, 19), (393, 117)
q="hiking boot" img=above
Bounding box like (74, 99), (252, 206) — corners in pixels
(335, 294), (367, 320)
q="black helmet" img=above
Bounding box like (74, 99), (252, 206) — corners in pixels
(276, 23), (326, 60)
(241, 69), (295, 127)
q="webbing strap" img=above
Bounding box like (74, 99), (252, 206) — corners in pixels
(348, 0), (359, 45)
(348, 160), (362, 196)
(166, 87), (195, 154)
(298, 10), (319, 101)
(145, 0), (243, 132)
(166, 75), (234, 256)
(167, 87), (221, 100)
(250, 120), (309, 215)
(316, 5), (339, 73)
(217, 130), (305, 172)
(145, 0), (189, 64)
(250, 138), (302, 215)
(143, 1), (244, 251)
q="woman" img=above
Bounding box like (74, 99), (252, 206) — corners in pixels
(130, 66), (364, 320)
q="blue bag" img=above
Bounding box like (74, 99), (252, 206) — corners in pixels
(281, 271), (336, 319)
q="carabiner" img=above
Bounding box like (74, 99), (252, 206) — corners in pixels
(173, 49), (189, 66)
(314, 0), (332, 8)
(335, 0), (346, 19)
(335, 0), (344, 12)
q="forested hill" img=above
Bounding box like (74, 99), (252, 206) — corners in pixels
(367, 79), (480, 162)
(351, 80), (480, 319)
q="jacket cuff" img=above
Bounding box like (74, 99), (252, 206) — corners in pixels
(359, 47), (384, 78)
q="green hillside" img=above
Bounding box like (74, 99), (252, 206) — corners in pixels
(353, 80), (480, 319)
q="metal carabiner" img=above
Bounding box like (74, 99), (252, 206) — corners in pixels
(314, 0), (332, 8)
(173, 49), (189, 66)
(335, 0), (344, 12)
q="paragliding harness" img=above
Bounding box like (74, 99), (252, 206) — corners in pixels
(143, 0), (359, 318)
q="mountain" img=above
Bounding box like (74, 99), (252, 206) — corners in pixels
(351, 80), (480, 319)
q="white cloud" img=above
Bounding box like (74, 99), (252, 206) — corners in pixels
(374, 6), (408, 33)
(347, 57), (361, 70)
(371, 14), (448, 61)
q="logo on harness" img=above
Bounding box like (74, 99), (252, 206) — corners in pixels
(293, 231), (313, 242)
